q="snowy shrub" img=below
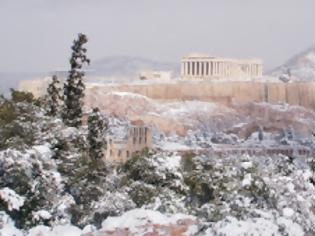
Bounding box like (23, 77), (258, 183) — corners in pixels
(121, 152), (165, 186)
(128, 181), (157, 207)
(184, 173), (214, 207)
(180, 152), (196, 172)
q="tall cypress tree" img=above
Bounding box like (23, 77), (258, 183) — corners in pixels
(63, 33), (90, 127)
(87, 107), (106, 160)
(46, 75), (62, 116)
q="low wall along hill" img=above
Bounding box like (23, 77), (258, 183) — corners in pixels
(85, 81), (315, 110)
(19, 79), (315, 110)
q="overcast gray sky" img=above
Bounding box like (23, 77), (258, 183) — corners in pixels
(0, 0), (314, 74)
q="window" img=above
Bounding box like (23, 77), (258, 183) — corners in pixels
(139, 137), (142, 144)
(133, 137), (136, 144)
(145, 137), (147, 144)
(118, 150), (121, 157)
(110, 150), (113, 156)
(126, 151), (130, 157)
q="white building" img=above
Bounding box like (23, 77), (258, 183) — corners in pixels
(139, 71), (172, 81)
(181, 54), (263, 80)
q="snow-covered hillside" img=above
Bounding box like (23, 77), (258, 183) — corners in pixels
(85, 90), (315, 139)
(1, 81), (315, 236)
(270, 47), (315, 80)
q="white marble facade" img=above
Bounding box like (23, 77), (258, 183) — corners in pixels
(181, 54), (263, 80)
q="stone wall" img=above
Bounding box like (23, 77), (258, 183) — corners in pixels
(85, 81), (315, 110)
(19, 79), (315, 110)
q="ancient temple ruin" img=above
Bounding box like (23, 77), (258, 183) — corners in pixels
(181, 54), (263, 80)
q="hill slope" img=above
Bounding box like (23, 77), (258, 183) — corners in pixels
(270, 47), (315, 80)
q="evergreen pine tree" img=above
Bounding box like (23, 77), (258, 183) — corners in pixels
(87, 107), (107, 160)
(63, 33), (90, 127)
(46, 75), (62, 116)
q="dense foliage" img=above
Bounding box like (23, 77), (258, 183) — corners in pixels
(87, 107), (107, 160)
(46, 75), (62, 117)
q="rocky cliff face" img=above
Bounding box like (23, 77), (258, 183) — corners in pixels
(85, 90), (315, 139)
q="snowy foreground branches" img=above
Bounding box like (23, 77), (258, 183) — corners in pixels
(0, 136), (314, 235)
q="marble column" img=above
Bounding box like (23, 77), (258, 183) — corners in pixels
(201, 61), (203, 76)
(217, 62), (220, 75)
(222, 63), (225, 76)
(211, 61), (213, 75)
(206, 61), (209, 76)
(195, 61), (198, 76)
(218, 62), (220, 76)
(185, 62), (187, 76)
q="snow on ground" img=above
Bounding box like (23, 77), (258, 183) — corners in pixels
(106, 91), (151, 100)
(212, 216), (280, 236)
(0, 212), (23, 236)
(27, 225), (82, 236)
(101, 209), (197, 235)
(0, 212), (82, 236)
(161, 101), (219, 118)
(160, 142), (191, 151)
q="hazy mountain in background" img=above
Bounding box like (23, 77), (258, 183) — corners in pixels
(0, 72), (43, 96)
(1, 56), (180, 94)
(269, 46), (315, 80)
(88, 56), (179, 80)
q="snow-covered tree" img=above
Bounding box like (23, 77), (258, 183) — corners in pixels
(87, 107), (106, 160)
(62, 33), (90, 127)
(46, 75), (62, 117)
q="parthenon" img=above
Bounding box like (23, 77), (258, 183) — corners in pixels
(181, 54), (263, 80)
